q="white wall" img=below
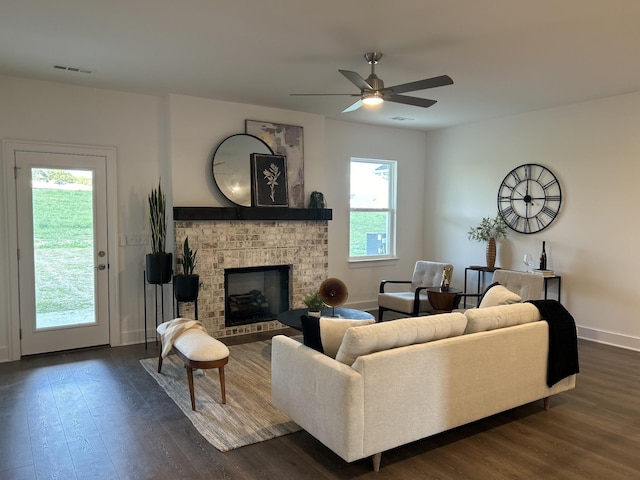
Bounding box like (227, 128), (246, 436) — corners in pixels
(0, 75), (163, 359)
(168, 94), (326, 206)
(425, 92), (640, 351)
(324, 120), (429, 309)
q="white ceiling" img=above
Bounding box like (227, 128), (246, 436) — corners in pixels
(2, 0), (640, 131)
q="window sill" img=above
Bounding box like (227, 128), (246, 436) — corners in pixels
(348, 256), (399, 267)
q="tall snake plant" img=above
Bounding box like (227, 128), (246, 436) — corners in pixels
(181, 237), (197, 275)
(148, 180), (166, 254)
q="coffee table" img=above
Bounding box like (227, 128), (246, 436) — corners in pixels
(278, 308), (375, 330)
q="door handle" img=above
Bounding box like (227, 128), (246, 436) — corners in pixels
(97, 264), (106, 270)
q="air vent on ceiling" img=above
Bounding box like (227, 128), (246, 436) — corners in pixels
(54, 65), (92, 74)
(390, 116), (414, 121)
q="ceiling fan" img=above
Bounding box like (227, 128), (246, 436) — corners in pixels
(291, 52), (453, 113)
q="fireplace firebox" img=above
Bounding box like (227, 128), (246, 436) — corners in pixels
(224, 265), (290, 327)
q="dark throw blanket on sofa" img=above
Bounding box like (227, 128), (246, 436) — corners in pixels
(527, 299), (580, 387)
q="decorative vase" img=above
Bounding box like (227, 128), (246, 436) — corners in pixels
(486, 237), (496, 269)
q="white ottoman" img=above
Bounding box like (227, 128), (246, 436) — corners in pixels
(157, 322), (229, 411)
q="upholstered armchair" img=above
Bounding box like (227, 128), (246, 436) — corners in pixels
(455, 269), (544, 310)
(378, 261), (453, 321)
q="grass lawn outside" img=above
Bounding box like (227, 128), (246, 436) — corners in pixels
(350, 211), (388, 257)
(32, 187), (95, 324)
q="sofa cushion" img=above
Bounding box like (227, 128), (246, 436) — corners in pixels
(335, 313), (467, 366)
(464, 302), (541, 333)
(478, 283), (522, 308)
(300, 315), (375, 358)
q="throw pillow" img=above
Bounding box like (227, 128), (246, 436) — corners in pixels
(299, 315), (376, 358)
(335, 313), (467, 366)
(464, 302), (541, 333)
(478, 283), (521, 308)
(478, 281), (500, 305)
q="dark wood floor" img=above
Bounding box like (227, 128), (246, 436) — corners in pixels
(1, 330), (639, 480)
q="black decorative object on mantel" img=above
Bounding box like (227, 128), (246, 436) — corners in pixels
(309, 191), (326, 209)
(308, 191), (328, 220)
(173, 207), (332, 221)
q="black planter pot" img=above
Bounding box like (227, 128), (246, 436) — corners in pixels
(174, 275), (200, 302)
(146, 253), (173, 284)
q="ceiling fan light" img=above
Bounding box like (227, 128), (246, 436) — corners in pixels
(362, 91), (384, 105)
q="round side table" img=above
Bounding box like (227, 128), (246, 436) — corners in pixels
(426, 287), (462, 314)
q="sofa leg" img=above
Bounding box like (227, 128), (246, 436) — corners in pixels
(378, 307), (384, 322)
(543, 396), (551, 411)
(372, 452), (382, 471)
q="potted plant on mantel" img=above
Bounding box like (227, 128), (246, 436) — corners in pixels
(302, 290), (326, 317)
(146, 180), (172, 284)
(174, 237), (199, 302)
(467, 214), (508, 270)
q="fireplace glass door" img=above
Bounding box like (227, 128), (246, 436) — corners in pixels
(224, 265), (290, 327)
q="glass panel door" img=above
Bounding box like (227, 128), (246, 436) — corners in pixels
(16, 151), (110, 355)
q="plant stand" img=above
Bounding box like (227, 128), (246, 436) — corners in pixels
(144, 270), (174, 348)
(175, 298), (198, 320)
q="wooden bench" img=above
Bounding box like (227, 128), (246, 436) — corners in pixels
(157, 322), (229, 411)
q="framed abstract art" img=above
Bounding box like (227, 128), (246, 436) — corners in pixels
(245, 120), (304, 207)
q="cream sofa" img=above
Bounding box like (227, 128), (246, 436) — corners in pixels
(271, 302), (577, 471)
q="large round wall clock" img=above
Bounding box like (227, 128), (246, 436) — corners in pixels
(497, 163), (562, 234)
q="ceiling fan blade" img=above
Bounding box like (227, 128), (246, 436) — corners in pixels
(387, 94), (437, 109)
(290, 93), (359, 96)
(342, 99), (363, 113)
(388, 75), (453, 94)
(339, 69), (374, 91)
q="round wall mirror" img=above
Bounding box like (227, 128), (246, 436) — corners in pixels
(211, 134), (273, 206)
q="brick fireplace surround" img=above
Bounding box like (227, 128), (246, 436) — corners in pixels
(174, 214), (329, 338)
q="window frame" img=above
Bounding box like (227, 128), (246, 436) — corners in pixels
(348, 157), (397, 262)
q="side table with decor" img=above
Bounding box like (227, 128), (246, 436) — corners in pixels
(426, 287), (462, 314)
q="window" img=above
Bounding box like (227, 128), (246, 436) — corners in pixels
(349, 158), (396, 260)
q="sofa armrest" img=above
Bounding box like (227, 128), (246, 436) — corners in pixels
(379, 279), (411, 293)
(271, 335), (366, 462)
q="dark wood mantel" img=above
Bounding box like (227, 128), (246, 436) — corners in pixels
(173, 207), (332, 221)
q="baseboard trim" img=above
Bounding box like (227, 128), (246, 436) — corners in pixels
(578, 325), (640, 352)
(0, 346), (9, 363)
(120, 329), (153, 346)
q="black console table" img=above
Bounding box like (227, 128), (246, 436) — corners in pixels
(542, 275), (562, 302)
(463, 266), (500, 307)
(463, 266), (562, 304)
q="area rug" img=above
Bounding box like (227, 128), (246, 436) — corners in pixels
(139, 339), (301, 452)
